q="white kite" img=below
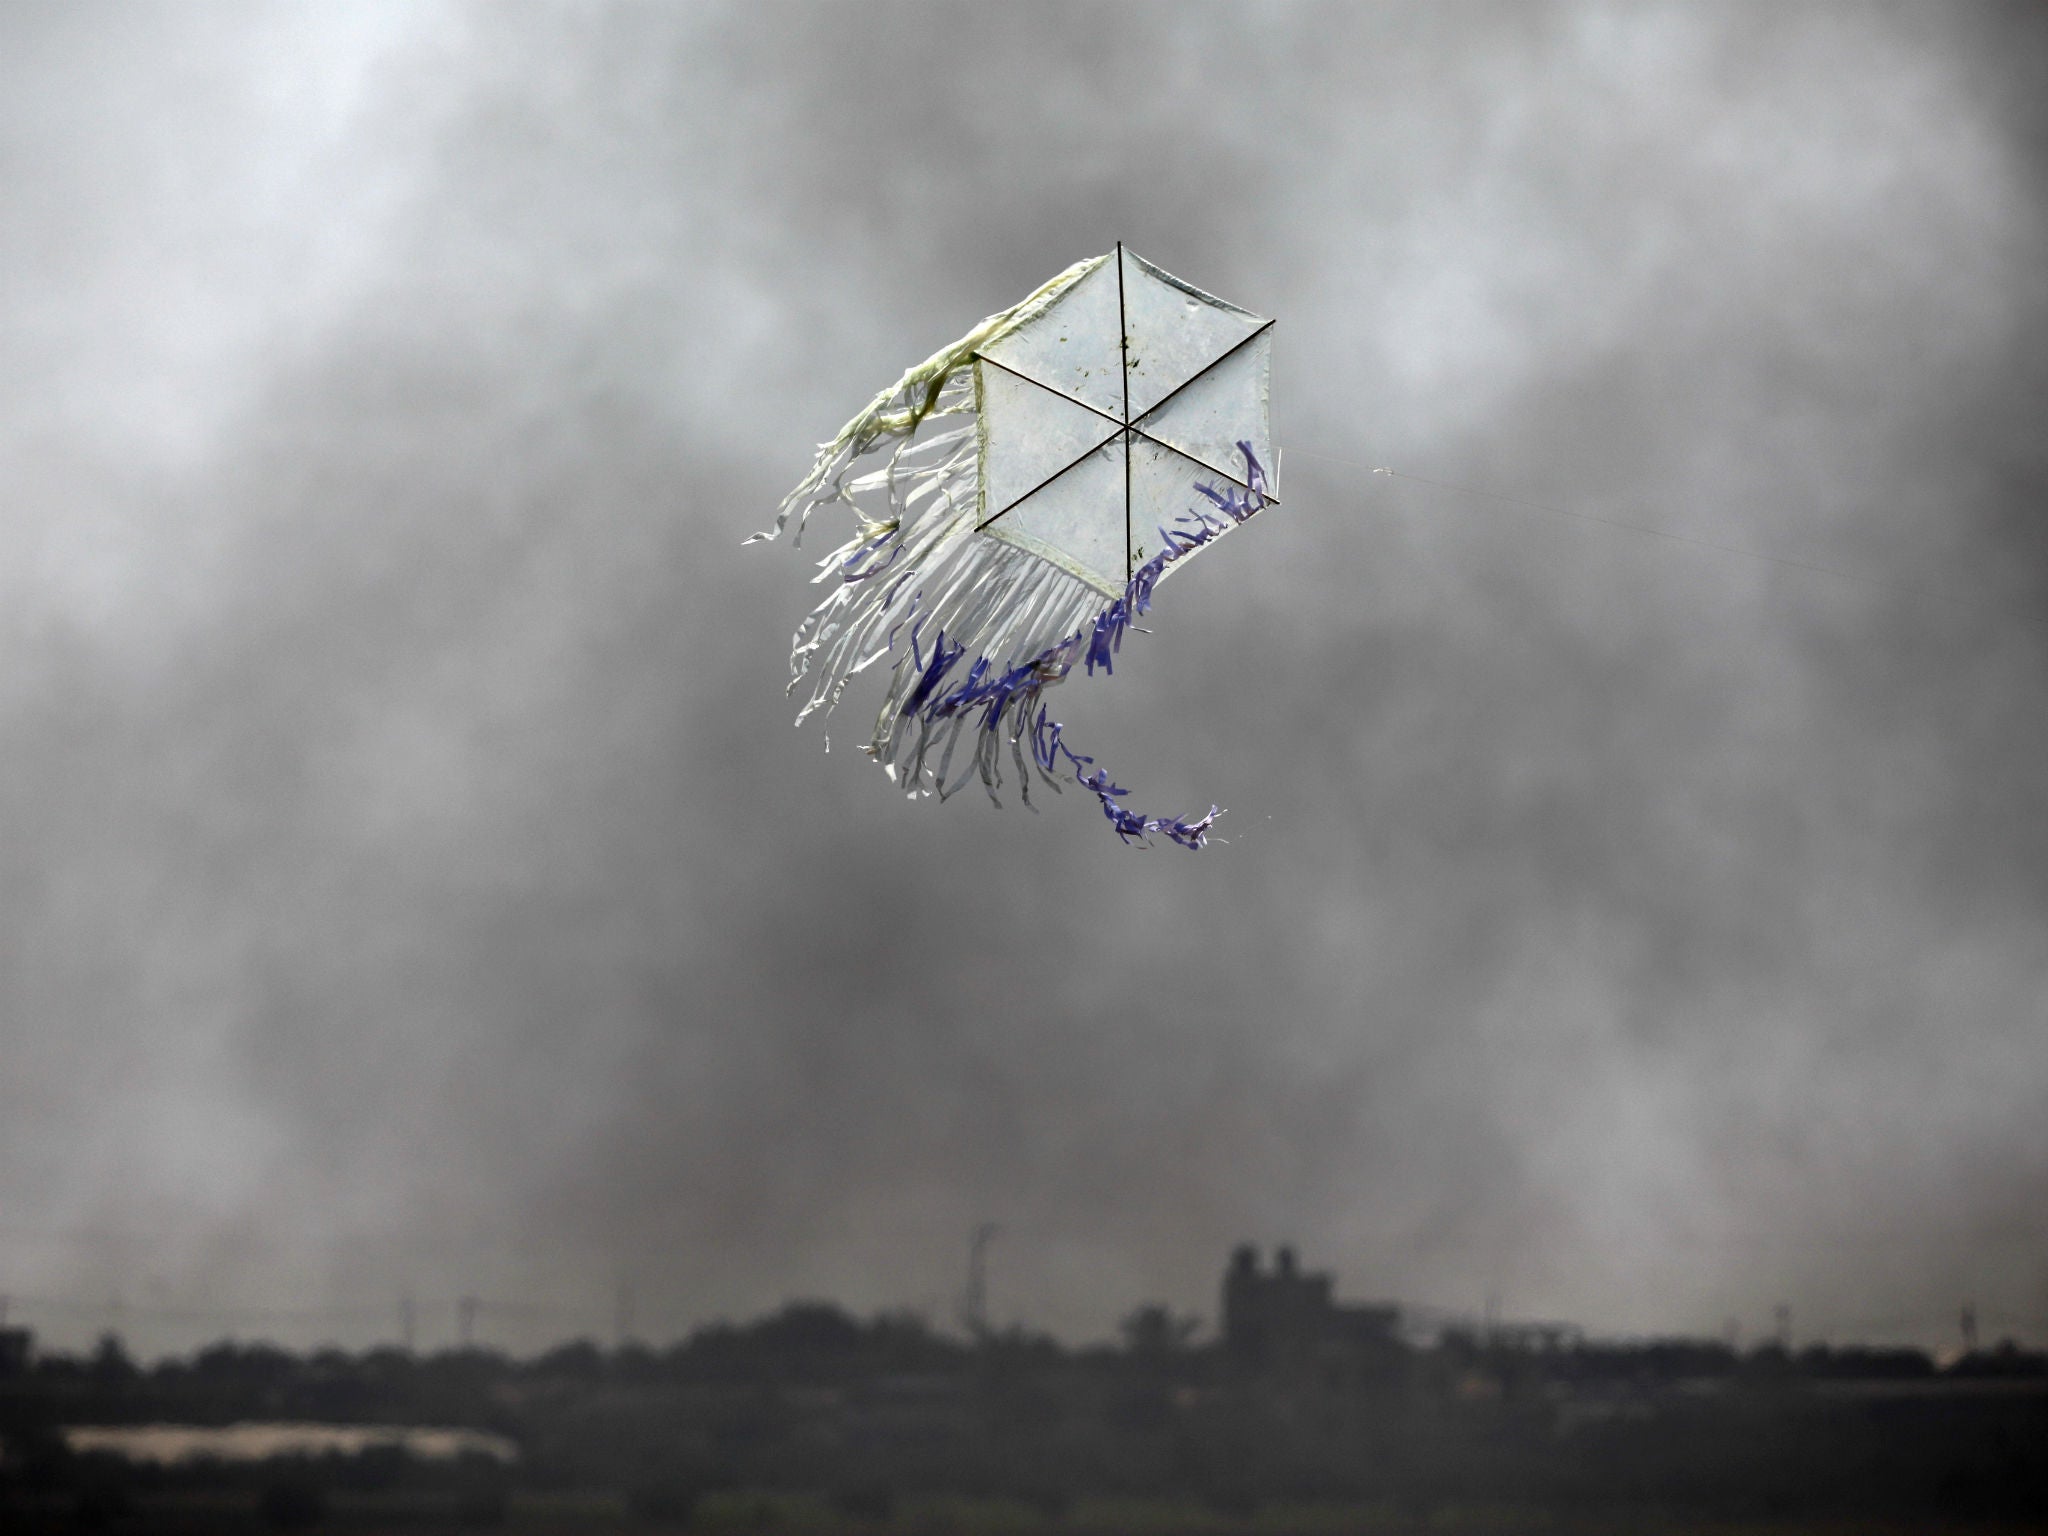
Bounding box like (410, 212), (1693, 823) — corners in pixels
(750, 245), (1275, 848)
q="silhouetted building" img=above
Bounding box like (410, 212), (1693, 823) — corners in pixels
(1484, 1320), (1583, 1353)
(1222, 1244), (1405, 1389)
(0, 1326), (31, 1378)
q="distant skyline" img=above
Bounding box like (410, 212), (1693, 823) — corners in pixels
(2, 3), (2045, 1361)
(1, 1231), (2029, 1364)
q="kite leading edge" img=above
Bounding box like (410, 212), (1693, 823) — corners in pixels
(748, 246), (1275, 849)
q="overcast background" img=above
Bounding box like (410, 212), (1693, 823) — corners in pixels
(2, 2), (2044, 1361)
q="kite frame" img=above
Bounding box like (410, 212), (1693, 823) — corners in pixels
(971, 241), (1277, 592)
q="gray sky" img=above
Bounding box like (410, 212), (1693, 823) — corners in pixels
(3, 2), (2044, 1359)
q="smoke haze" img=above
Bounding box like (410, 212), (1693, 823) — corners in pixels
(2, 2), (2044, 1357)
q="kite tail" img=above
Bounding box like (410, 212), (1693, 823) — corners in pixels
(886, 445), (1272, 850)
(765, 367), (1111, 774)
(748, 253), (1118, 788)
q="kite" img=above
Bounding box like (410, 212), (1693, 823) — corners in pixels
(749, 245), (1275, 848)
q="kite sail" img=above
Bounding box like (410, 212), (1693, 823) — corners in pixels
(749, 245), (1275, 848)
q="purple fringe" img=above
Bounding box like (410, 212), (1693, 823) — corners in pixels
(891, 443), (1270, 849)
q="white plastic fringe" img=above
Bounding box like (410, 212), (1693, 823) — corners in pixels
(747, 254), (1108, 551)
(748, 257), (1114, 803)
